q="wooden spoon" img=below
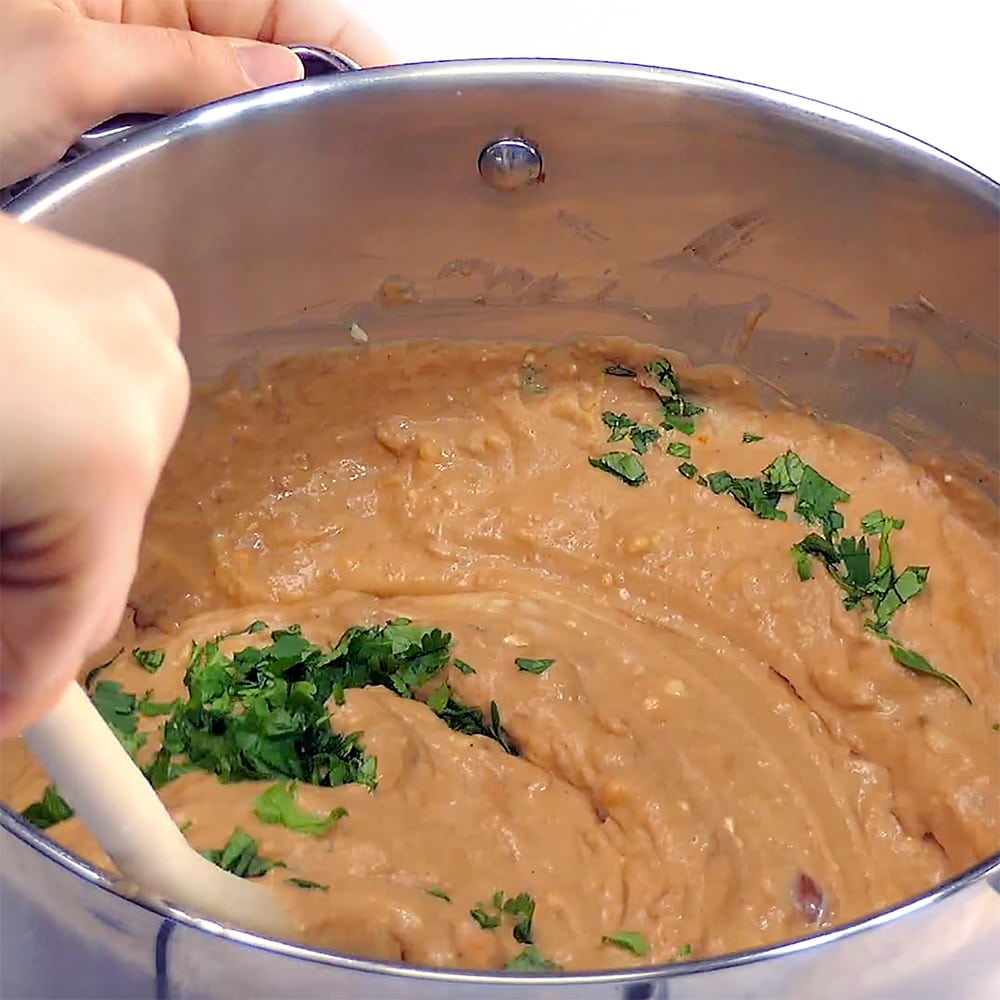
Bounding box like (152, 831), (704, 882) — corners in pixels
(24, 681), (294, 938)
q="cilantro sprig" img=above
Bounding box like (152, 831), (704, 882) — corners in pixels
(701, 450), (969, 701)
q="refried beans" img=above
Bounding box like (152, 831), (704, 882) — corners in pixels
(1, 336), (997, 971)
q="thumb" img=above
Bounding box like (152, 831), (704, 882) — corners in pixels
(77, 20), (304, 121)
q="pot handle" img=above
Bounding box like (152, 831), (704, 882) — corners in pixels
(0, 45), (359, 207)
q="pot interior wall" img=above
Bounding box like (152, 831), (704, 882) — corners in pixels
(17, 62), (1000, 489)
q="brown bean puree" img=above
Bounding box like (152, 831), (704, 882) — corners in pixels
(2, 338), (998, 971)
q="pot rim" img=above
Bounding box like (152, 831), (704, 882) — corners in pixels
(8, 56), (997, 224)
(4, 57), (998, 982)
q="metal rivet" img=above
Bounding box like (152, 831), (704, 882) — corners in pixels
(478, 138), (543, 191)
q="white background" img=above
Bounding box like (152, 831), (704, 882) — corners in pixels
(360, 0), (999, 180)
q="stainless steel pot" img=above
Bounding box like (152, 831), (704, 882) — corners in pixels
(2, 58), (998, 1000)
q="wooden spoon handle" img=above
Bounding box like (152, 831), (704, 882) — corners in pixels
(25, 682), (292, 938)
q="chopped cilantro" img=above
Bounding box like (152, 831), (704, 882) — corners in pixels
(678, 462), (698, 479)
(666, 441), (691, 459)
(707, 470), (786, 521)
(881, 638), (971, 703)
(515, 657), (554, 675)
(604, 363), (637, 377)
(471, 890), (536, 943)
(602, 412), (660, 454)
(21, 785), (73, 830)
(486, 701), (519, 756)
(644, 359), (704, 436)
(793, 465), (850, 534)
(453, 659), (476, 675)
(426, 886), (451, 901)
(285, 877), (329, 890)
(742, 432), (764, 443)
(140, 619), (515, 790)
(502, 892), (536, 944)
(602, 411), (636, 442)
(202, 828), (283, 878)
(428, 693), (519, 755)
(589, 452), (647, 487)
(470, 905), (502, 930)
(790, 544), (813, 581)
(132, 648), (165, 673)
(425, 682), (451, 714)
(137, 692), (183, 717)
(505, 946), (560, 972)
(254, 782), (347, 837)
(693, 451), (965, 702)
(629, 425), (660, 455)
(602, 931), (650, 956)
(675, 943), (693, 960)
(763, 451), (806, 494)
(91, 681), (146, 758)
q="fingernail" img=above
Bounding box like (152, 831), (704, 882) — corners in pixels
(234, 45), (304, 88)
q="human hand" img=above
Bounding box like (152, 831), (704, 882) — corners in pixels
(0, 214), (190, 736)
(0, 0), (392, 186)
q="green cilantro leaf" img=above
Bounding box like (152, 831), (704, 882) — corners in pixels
(742, 432), (764, 443)
(254, 782), (347, 837)
(763, 451), (806, 494)
(505, 946), (560, 972)
(515, 657), (554, 675)
(470, 905), (502, 930)
(137, 692), (183, 717)
(202, 828), (283, 879)
(132, 648), (165, 673)
(285, 877), (329, 890)
(604, 363), (637, 377)
(666, 441), (691, 459)
(502, 892), (536, 944)
(708, 471), (787, 521)
(602, 411), (636, 442)
(21, 785), (73, 830)
(885, 640), (971, 704)
(793, 465), (850, 534)
(791, 544), (813, 581)
(91, 681), (146, 758)
(678, 462), (698, 479)
(453, 659), (476, 675)
(629, 425), (661, 455)
(589, 452), (647, 487)
(426, 886), (451, 901)
(675, 943), (693, 960)
(602, 931), (650, 956)
(425, 682), (451, 715)
(861, 510), (905, 535)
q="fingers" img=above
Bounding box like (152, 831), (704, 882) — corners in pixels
(0, 217), (189, 736)
(67, 19), (304, 125)
(241, 0), (397, 67)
